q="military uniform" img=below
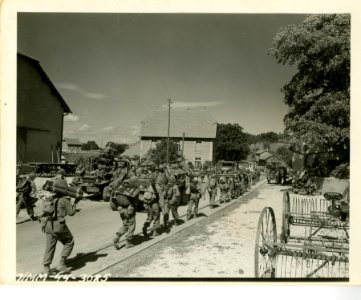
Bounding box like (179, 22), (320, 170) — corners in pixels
(110, 176), (139, 249)
(208, 176), (217, 208)
(111, 194), (136, 249)
(16, 173), (37, 220)
(218, 177), (230, 204)
(187, 178), (201, 219)
(42, 194), (78, 274)
(154, 167), (168, 209)
(227, 176), (235, 199)
(163, 176), (181, 228)
(142, 187), (161, 237)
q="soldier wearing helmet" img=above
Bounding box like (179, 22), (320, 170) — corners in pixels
(141, 184), (161, 238)
(218, 176), (230, 204)
(41, 178), (81, 275)
(110, 175), (139, 249)
(187, 176), (202, 220)
(208, 175), (218, 208)
(163, 175), (182, 229)
(154, 164), (168, 211)
(53, 168), (68, 186)
(16, 172), (38, 221)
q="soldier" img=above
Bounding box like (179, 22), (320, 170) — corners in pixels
(53, 169), (68, 186)
(16, 172), (38, 221)
(41, 178), (81, 275)
(227, 176), (235, 200)
(207, 175), (218, 208)
(71, 163), (86, 186)
(187, 176), (202, 220)
(163, 175), (182, 229)
(103, 159), (128, 201)
(110, 176), (139, 249)
(112, 159), (128, 185)
(154, 164), (168, 210)
(142, 185), (161, 237)
(218, 176), (229, 204)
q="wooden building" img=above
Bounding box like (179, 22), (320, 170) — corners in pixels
(17, 52), (71, 163)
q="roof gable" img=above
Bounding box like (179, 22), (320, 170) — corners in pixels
(140, 109), (217, 139)
(18, 52), (71, 114)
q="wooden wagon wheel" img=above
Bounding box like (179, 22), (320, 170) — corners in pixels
(281, 191), (291, 243)
(254, 207), (278, 278)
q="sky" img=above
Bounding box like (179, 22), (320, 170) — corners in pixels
(17, 13), (307, 147)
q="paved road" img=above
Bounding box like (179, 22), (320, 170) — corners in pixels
(16, 177), (282, 278)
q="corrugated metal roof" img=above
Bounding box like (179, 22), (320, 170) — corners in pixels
(17, 52), (72, 114)
(140, 109), (217, 139)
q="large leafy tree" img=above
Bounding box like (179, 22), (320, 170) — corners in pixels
(269, 14), (350, 162)
(215, 123), (250, 161)
(105, 141), (128, 156)
(81, 141), (99, 150)
(146, 139), (182, 165)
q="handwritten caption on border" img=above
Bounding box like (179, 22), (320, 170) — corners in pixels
(17, 273), (111, 282)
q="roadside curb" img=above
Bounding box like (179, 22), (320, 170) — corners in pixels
(90, 178), (267, 275)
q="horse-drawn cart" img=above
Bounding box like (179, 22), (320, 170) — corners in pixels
(254, 188), (349, 278)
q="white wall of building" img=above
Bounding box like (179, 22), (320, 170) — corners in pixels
(141, 139), (213, 165)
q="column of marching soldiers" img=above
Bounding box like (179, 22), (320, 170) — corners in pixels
(16, 158), (260, 276)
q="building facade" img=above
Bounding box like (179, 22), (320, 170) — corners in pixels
(62, 138), (82, 152)
(139, 109), (217, 167)
(17, 53), (71, 163)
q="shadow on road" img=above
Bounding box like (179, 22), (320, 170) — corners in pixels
(68, 251), (108, 271)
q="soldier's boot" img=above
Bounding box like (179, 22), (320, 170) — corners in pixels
(163, 215), (170, 233)
(125, 239), (135, 249)
(113, 233), (121, 250)
(152, 228), (160, 237)
(186, 210), (192, 220)
(142, 222), (150, 236)
(193, 210), (198, 218)
(57, 257), (71, 274)
(30, 215), (38, 221)
(43, 264), (54, 276)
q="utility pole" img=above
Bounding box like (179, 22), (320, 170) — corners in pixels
(166, 99), (171, 164)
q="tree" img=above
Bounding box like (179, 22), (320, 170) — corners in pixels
(259, 132), (279, 143)
(215, 123), (250, 161)
(269, 14), (350, 163)
(81, 141), (99, 150)
(105, 141), (128, 156)
(146, 139), (182, 165)
(276, 145), (293, 167)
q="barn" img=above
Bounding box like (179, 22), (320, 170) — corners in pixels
(17, 52), (71, 164)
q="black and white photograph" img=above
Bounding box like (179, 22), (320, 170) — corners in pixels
(1, 0), (360, 286)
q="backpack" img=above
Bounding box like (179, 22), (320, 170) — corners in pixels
(190, 181), (198, 194)
(41, 195), (59, 219)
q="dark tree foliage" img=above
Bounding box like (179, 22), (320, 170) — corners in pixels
(105, 141), (128, 156)
(269, 14), (350, 161)
(247, 131), (285, 144)
(146, 139), (182, 165)
(276, 145), (293, 167)
(215, 123), (250, 161)
(81, 141), (99, 150)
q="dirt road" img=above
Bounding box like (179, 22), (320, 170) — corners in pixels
(16, 177), (287, 278)
(104, 182), (287, 278)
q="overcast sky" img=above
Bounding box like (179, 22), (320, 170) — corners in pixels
(18, 13), (306, 146)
